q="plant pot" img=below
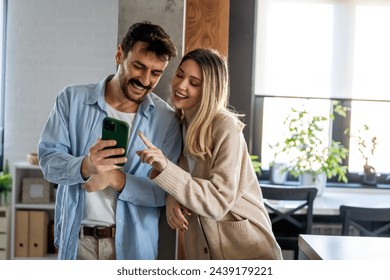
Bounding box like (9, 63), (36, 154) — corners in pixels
(299, 172), (327, 196)
(270, 163), (288, 185)
(361, 172), (379, 186)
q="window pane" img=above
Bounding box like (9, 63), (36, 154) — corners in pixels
(261, 98), (331, 169)
(256, 1), (390, 101)
(352, 5), (390, 101)
(255, 2), (333, 98)
(348, 101), (390, 173)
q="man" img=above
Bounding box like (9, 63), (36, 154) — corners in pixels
(38, 21), (181, 260)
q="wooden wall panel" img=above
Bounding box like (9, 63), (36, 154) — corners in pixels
(185, 0), (229, 57)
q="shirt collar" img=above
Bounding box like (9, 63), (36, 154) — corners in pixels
(139, 92), (155, 118)
(85, 75), (113, 109)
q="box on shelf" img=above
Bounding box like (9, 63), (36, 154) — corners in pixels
(15, 210), (49, 258)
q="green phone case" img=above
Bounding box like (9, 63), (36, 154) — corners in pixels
(102, 117), (129, 166)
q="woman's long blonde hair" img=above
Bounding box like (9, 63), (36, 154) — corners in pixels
(174, 48), (244, 160)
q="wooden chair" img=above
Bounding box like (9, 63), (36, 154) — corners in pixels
(339, 205), (390, 237)
(261, 186), (318, 259)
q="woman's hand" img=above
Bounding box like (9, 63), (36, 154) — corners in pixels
(166, 195), (191, 232)
(136, 131), (168, 172)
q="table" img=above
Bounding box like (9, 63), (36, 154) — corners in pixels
(261, 185), (390, 216)
(298, 234), (390, 260)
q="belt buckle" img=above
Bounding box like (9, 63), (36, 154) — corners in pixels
(93, 225), (106, 239)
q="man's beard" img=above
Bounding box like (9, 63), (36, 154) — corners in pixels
(120, 78), (152, 104)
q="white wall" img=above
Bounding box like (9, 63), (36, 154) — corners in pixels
(4, 0), (119, 171)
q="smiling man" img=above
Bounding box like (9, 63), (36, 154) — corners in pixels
(38, 22), (182, 260)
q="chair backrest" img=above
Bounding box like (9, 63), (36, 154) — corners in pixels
(339, 205), (390, 237)
(261, 186), (318, 234)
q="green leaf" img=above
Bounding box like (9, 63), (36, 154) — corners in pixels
(250, 155), (262, 175)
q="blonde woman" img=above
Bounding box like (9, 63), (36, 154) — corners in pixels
(137, 48), (282, 260)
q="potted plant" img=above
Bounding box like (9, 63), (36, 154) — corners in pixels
(0, 159), (12, 206)
(279, 101), (349, 195)
(348, 124), (378, 186)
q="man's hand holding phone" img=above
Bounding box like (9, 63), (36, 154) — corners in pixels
(81, 139), (128, 179)
(81, 117), (129, 180)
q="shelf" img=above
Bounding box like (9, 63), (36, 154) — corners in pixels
(12, 253), (57, 260)
(10, 162), (56, 260)
(15, 203), (55, 210)
(14, 161), (41, 170)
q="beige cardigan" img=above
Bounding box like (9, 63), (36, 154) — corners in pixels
(153, 113), (282, 260)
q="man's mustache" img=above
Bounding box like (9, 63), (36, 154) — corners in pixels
(129, 79), (152, 91)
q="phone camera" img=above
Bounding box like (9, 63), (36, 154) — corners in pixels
(103, 120), (116, 132)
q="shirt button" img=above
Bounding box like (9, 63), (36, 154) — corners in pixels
(204, 247), (208, 254)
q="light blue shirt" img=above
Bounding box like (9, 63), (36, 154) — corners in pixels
(38, 75), (182, 259)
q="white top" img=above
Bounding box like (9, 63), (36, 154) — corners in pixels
(82, 103), (135, 226)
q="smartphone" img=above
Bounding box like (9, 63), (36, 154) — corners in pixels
(102, 117), (129, 166)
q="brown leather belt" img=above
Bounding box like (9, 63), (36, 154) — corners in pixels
(82, 226), (116, 239)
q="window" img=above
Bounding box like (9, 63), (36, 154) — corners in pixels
(255, 0), (390, 184)
(255, 1), (333, 99)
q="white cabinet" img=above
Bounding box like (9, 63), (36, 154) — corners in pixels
(10, 162), (56, 259)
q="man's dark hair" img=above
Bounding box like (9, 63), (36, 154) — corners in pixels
(121, 21), (177, 61)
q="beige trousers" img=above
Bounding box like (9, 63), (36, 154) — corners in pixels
(77, 235), (116, 260)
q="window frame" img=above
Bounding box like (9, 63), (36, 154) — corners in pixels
(252, 0), (390, 188)
(253, 96), (390, 188)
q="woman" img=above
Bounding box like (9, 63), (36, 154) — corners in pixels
(137, 48), (282, 260)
